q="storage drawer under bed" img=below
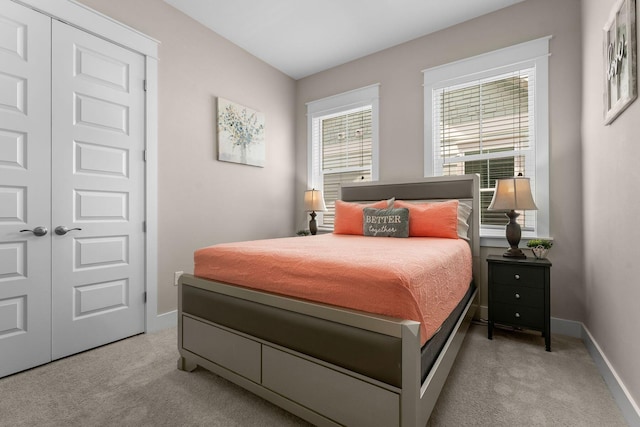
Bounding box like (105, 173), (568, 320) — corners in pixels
(262, 346), (399, 427)
(182, 315), (261, 382)
(181, 284), (403, 387)
(181, 314), (400, 427)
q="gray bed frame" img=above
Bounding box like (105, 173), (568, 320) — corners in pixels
(177, 175), (480, 427)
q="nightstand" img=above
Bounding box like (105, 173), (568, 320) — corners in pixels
(487, 254), (552, 351)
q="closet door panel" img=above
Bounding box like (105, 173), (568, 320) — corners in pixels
(51, 20), (146, 359)
(0, 0), (52, 377)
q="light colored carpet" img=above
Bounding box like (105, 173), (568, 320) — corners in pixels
(428, 324), (627, 426)
(0, 324), (627, 426)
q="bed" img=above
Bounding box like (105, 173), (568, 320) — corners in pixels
(177, 175), (480, 427)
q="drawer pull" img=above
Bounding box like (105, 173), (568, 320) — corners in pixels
(514, 274), (520, 280)
(515, 312), (521, 318)
(515, 293), (521, 299)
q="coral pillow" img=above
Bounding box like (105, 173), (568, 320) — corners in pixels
(394, 199), (459, 239)
(334, 200), (390, 235)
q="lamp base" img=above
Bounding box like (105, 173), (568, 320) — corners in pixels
(503, 210), (526, 259)
(308, 211), (317, 235)
(503, 247), (527, 259)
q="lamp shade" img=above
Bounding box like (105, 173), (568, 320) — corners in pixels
(304, 189), (327, 212)
(488, 176), (538, 211)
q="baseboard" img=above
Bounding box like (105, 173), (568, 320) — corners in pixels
(476, 310), (583, 338)
(478, 309), (583, 339)
(147, 309), (177, 333)
(580, 324), (640, 427)
(478, 304), (488, 321)
(550, 316), (582, 338)
(554, 318), (640, 425)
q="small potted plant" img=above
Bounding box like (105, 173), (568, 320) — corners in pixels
(296, 229), (311, 237)
(526, 239), (553, 259)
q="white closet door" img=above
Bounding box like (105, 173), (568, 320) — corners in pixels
(0, 0), (52, 377)
(50, 20), (146, 359)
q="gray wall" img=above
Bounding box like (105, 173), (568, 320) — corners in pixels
(78, 0), (297, 313)
(581, 0), (640, 410)
(295, 0), (584, 321)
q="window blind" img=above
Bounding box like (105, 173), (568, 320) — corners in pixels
(307, 84), (379, 230)
(319, 107), (373, 226)
(433, 68), (536, 229)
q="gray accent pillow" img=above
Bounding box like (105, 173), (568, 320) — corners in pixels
(363, 207), (409, 238)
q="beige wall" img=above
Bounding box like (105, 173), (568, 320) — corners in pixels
(295, 0), (584, 320)
(581, 0), (640, 410)
(78, 0), (297, 313)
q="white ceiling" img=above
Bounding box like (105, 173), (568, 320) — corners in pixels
(163, 0), (524, 80)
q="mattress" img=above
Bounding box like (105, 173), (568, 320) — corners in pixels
(194, 233), (472, 345)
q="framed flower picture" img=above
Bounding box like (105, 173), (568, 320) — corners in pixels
(603, 0), (637, 124)
(217, 97), (265, 167)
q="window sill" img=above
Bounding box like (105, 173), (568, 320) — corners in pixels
(480, 230), (553, 248)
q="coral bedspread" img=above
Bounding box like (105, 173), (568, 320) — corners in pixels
(194, 234), (472, 345)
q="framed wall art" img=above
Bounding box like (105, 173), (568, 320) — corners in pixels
(217, 97), (265, 167)
(604, 0), (637, 124)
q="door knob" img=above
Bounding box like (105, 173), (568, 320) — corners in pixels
(20, 226), (48, 237)
(55, 226), (82, 236)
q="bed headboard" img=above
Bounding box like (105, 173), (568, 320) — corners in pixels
(339, 174), (481, 285)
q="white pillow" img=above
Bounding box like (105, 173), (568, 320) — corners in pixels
(457, 201), (472, 240)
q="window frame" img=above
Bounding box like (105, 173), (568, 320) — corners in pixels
(307, 84), (380, 230)
(423, 37), (550, 242)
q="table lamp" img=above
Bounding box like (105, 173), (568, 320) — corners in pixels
(304, 189), (327, 235)
(487, 175), (537, 259)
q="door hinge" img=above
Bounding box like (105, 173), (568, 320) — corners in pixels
(143, 150), (147, 162)
(143, 79), (147, 91)
(143, 292), (147, 303)
(142, 221), (146, 233)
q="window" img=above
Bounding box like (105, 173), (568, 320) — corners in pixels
(307, 85), (379, 229)
(435, 70), (535, 228)
(424, 38), (550, 238)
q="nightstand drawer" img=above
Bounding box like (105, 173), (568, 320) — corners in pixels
(492, 284), (544, 308)
(492, 265), (545, 288)
(492, 303), (544, 329)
